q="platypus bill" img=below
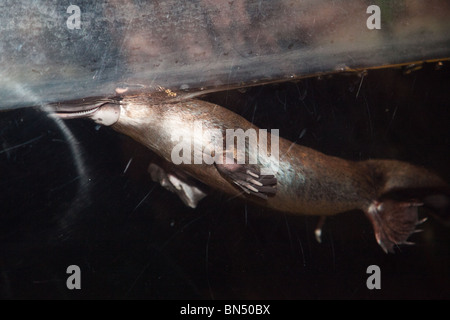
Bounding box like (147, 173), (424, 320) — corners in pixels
(49, 90), (450, 253)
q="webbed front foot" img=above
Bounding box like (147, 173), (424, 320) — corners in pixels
(214, 153), (277, 200)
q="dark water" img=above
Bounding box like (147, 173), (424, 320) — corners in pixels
(0, 64), (449, 299)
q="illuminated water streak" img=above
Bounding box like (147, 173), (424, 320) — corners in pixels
(4, 79), (91, 235)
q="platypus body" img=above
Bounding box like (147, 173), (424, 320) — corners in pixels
(50, 90), (450, 253)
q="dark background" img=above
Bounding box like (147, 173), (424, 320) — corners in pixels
(0, 63), (449, 299)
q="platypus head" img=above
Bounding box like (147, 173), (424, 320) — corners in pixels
(49, 97), (121, 126)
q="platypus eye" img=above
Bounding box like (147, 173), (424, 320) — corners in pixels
(90, 104), (120, 126)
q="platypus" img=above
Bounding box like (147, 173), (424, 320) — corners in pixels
(48, 89), (450, 253)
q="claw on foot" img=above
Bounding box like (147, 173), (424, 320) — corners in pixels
(215, 159), (277, 200)
(365, 199), (425, 253)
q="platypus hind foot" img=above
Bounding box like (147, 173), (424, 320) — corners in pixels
(365, 199), (424, 253)
(147, 163), (207, 208)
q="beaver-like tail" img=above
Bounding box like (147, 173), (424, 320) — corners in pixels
(361, 160), (450, 253)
